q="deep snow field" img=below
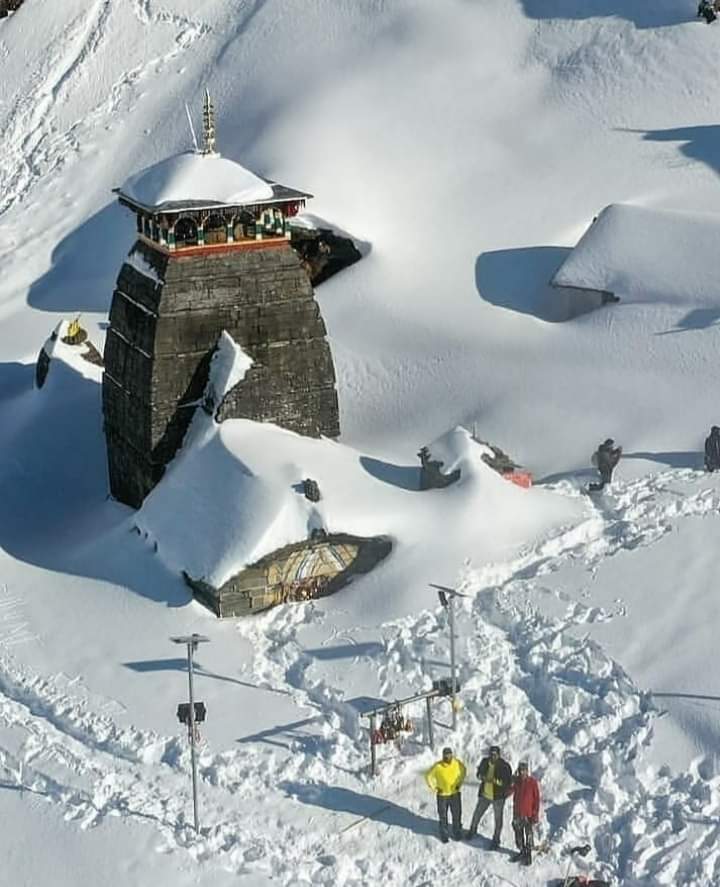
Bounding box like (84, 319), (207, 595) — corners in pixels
(3, 1), (720, 885)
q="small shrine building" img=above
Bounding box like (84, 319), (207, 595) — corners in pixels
(116, 97), (310, 254)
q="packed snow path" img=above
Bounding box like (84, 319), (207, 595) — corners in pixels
(1, 469), (719, 885)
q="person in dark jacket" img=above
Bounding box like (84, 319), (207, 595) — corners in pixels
(509, 761), (541, 866)
(590, 438), (622, 491)
(699, 0), (717, 23)
(465, 745), (512, 848)
(705, 426), (720, 472)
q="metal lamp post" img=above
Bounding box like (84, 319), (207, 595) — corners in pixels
(429, 583), (466, 730)
(170, 633), (209, 833)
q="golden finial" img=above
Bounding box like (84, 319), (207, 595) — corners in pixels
(201, 89), (216, 155)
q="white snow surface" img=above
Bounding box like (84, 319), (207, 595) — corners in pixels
(552, 202), (720, 303)
(137, 423), (570, 589)
(4, 2), (720, 886)
(125, 246), (163, 284)
(119, 150), (274, 210)
(207, 329), (253, 405)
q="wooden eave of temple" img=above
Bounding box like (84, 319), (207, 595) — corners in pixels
(114, 92), (313, 256)
(114, 180), (313, 257)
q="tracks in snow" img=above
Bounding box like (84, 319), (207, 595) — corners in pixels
(0, 0), (212, 220)
(0, 468), (719, 883)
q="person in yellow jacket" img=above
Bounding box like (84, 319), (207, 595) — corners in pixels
(425, 746), (467, 842)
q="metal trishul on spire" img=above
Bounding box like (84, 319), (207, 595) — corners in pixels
(201, 88), (217, 155)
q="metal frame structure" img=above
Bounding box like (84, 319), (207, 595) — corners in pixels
(362, 685), (452, 776)
(430, 582), (467, 730)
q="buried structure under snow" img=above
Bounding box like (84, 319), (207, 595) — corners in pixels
(184, 532), (392, 617)
(419, 434), (532, 490)
(479, 440), (533, 488)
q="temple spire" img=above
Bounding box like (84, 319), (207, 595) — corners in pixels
(201, 89), (216, 155)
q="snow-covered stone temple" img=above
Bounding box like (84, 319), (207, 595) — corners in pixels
(103, 92), (340, 507)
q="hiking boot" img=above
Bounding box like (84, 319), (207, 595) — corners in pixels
(440, 835), (449, 844)
(521, 851), (532, 866)
(464, 829), (476, 841)
(490, 838), (500, 851)
(510, 852), (523, 863)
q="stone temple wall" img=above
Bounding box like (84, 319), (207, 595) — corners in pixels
(103, 241), (340, 507)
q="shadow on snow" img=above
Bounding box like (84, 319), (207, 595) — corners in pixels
(359, 456), (421, 491)
(123, 659), (289, 693)
(655, 306), (720, 335)
(0, 356), (189, 608)
(619, 124), (720, 181)
(519, 0), (689, 29)
(280, 780), (439, 838)
(26, 201), (133, 314)
(475, 246), (571, 323)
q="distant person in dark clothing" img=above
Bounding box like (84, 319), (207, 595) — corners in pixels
(509, 761), (541, 866)
(589, 438), (622, 491)
(699, 0), (717, 23)
(705, 426), (720, 472)
(466, 745), (512, 848)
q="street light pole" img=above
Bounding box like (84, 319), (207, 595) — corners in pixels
(447, 592), (457, 729)
(171, 633), (209, 833)
(430, 584), (466, 731)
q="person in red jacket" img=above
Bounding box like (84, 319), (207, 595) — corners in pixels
(510, 761), (540, 865)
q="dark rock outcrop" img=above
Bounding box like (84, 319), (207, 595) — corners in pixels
(0, 0), (24, 18)
(291, 228), (362, 286)
(418, 446), (461, 490)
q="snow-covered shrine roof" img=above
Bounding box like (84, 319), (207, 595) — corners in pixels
(116, 150), (311, 214)
(552, 203), (720, 304)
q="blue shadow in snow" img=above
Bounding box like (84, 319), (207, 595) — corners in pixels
(343, 694), (386, 714)
(653, 692), (720, 702)
(520, 0), (688, 28)
(124, 659), (290, 692)
(359, 456), (420, 491)
(236, 696), (384, 753)
(26, 201), (134, 313)
(0, 361), (34, 401)
(280, 781), (439, 838)
(620, 124), (720, 179)
(623, 450), (701, 469)
(303, 642), (385, 661)
(475, 247), (571, 322)
(124, 658), (188, 673)
(656, 307), (720, 335)
(0, 358), (189, 609)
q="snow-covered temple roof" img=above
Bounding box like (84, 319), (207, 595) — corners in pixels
(116, 151), (311, 213)
(552, 203), (720, 304)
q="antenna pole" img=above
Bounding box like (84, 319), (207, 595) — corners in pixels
(185, 103), (199, 152)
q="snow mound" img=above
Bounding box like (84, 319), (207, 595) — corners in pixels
(125, 247), (163, 285)
(425, 426), (499, 481)
(36, 320), (103, 388)
(205, 331), (253, 412)
(552, 203), (720, 305)
(118, 151), (273, 211)
(136, 422), (577, 592)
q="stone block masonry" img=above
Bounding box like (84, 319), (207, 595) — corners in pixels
(103, 241), (340, 507)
